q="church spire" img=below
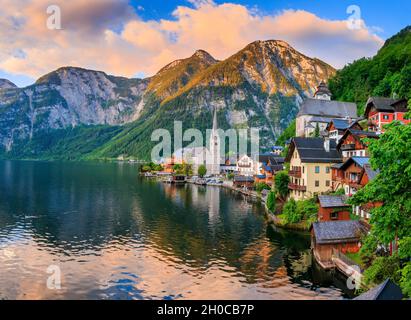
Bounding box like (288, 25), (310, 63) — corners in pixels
(212, 106), (218, 132)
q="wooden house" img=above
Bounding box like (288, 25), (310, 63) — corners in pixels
(317, 195), (351, 222)
(233, 176), (255, 189)
(311, 220), (369, 269)
(337, 129), (379, 161)
(326, 119), (362, 143)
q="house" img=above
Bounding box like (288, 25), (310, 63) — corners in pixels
(353, 164), (381, 220)
(296, 83), (358, 137)
(365, 97), (410, 133)
(311, 220), (369, 268)
(331, 157), (370, 197)
(220, 156), (239, 174)
(254, 153), (285, 185)
(285, 137), (342, 200)
(271, 146), (284, 156)
(337, 129), (379, 160)
(354, 279), (404, 300)
(326, 119), (363, 143)
(332, 157), (381, 220)
(236, 154), (256, 176)
(317, 195), (351, 222)
(233, 176), (255, 189)
(333, 157), (370, 196)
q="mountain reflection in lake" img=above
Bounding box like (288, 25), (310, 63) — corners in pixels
(0, 161), (349, 300)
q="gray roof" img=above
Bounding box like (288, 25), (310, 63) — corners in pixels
(234, 176), (254, 182)
(298, 98), (358, 118)
(313, 221), (368, 244)
(354, 279), (404, 300)
(287, 138), (342, 163)
(363, 164), (378, 181)
(318, 195), (349, 208)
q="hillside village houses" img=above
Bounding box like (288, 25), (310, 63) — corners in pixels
(154, 80), (409, 278)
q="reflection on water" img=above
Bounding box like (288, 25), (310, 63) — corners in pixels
(0, 161), (348, 300)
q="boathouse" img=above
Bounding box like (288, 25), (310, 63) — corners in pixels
(311, 220), (369, 269)
(233, 176), (255, 189)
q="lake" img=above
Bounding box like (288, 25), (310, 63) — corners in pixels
(0, 161), (351, 300)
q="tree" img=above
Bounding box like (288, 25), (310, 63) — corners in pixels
(275, 171), (290, 201)
(141, 165), (152, 173)
(313, 123), (320, 137)
(198, 165), (207, 178)
(266, 191), (276, 212)
(276, 120), (296, 146)
(173, 164), (182, 172)
(349, 121), (411, 296)
(255, 182), (270, 193)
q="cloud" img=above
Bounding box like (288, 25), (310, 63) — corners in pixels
(0, 0), (384, 83)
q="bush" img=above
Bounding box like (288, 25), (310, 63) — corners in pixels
(255, 182), (271, 193)
(266, 191), (276, 212)
(283, 198), (319, 224)
(283, 199), (300, 223)
(363, 255), (402, 287)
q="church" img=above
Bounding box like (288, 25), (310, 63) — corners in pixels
(171, 107), (222, 176)
(296, 82), (358, 138)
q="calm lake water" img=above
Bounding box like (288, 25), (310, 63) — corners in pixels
(0, 161), (351, 300)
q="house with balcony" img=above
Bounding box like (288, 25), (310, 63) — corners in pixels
(326, 119), (362, 143)
(365, 97), (410, 133)
(285, 137), (342, 200)
(331, 157), (380, 220)
(337, 129), (379, 161)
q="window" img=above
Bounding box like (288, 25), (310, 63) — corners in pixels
(331, 212), (339, 220)
(302, 166), (305, 174)
(315, 166), (320, 174)
(315, 180), (320, 187)
(383, 115), (389, 120)
(326, 167), (330, 174)
(326, 180), (330, 187)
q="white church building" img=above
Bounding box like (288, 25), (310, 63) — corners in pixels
(172, 107), (222, 176)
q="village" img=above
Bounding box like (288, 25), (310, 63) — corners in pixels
(140, 82), (409, 299)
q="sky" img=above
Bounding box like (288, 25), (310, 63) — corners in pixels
(0, 0), (410, 88)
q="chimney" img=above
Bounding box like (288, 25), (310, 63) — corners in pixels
(324, 137), (330, 152)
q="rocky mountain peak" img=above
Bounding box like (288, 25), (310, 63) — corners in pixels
(0, 79), (18, 90)
(192, 49), (217, 63)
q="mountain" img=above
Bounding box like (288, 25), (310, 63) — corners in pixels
(0, 79), (17, 90)
(0, 40), (335, 160)
(329, 25), (411, 115)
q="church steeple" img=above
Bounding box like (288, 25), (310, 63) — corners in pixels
(212, 105), (218, 132)
(314, 81), (332, 100)
(209, 107), (221, 175)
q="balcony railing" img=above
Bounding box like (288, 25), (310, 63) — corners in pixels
(289, 168), (302, 178)
(340, 143), (356, 151)
(288, 183), (307, 192)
